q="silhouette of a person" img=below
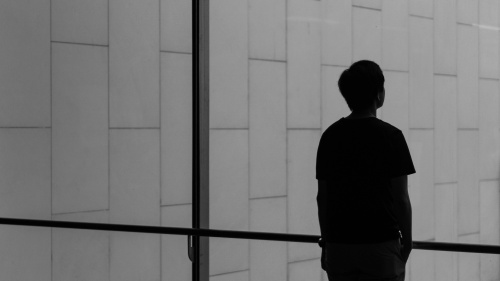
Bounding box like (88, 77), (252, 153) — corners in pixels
(316, 60), (415, 281)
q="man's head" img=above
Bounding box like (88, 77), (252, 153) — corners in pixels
(338, 60), (385, 111)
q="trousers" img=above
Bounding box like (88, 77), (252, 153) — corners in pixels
(324, 239), (406, 281)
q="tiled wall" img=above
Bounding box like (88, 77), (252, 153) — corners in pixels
(0, 0), (499, 281)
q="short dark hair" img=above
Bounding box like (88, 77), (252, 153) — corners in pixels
(338, 60), (385, 111)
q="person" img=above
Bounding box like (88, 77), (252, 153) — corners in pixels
(316, 60), (415, 281)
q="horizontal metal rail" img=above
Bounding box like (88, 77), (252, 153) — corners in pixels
(1, 217), (499, 254)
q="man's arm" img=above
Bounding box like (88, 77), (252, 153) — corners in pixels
(317, 180), (328, 238)
(391, 175), (412, 262)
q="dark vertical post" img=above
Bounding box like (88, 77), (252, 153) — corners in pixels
(192, 0), (209, 280)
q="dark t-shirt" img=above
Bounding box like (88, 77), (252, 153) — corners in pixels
(316, 117), (415, 243)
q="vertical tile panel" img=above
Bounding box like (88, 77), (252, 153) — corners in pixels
(457, 24), (479, 129)
(51, 0), (108, 45)
(250, 198), (287, 281)
(52, 211), (109, 281)
(435, 183), (458, 281)
(479, 180), (500, 281)
(434, 0), (457, 75)
(287, 0), (321, 129)
(458, 0), (478, 24)
(288, 130), (321, 262)
(0, 0), (50, 127)
(52, 43), (108, 214)
(249, 0), (286, 61)
(479, 79), (500, 180)
(109, 0), (160, 128)
(352, 7), (382, 63)
(289, 259), (322, 281)
(458, 130), (480, 235)
(161, 0), (192, 53)
(161, 52), (192, 205)
(379, 71), (410, 138)
(210, 0), (248, 129)
(479, 29), (499, 79)
(210, 129), (249, 275)
(434, 75), (458, 183)
(408, 129), (435, 240)
(210, 271), (249, 281)
(409, 17), (434, 129)
(458, 234), (480, 281)
(161, 204), (192, 281)
(479, 0), (499, 27)
(382, 0), (409, 71)
(321, 66), (350, 133)
(410, 251), (435, 281)
(249, 60), (286, 198)
(321, 0), (352, 66)
(409, 0), (433, 18)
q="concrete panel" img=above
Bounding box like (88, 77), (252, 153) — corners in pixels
(409, 0), (433, 18)
(457, 24), (479, 129)
(210, 270), (249, 281)
(353, 0), (381, 9)
(110, 129), (160, 225)
(288, 130), (321, 262)
(210, 0), (248, 129)
(249, 60), (286, 198)
(161, 52), (192, 205)
(321, 66), (350, 133)
(352, 7), (382, 63)
(479, 29), (499, 79)
(379, 71), (409, 138)
(161, 0), (191, 53)
(289, 259), (322, 281)
(382, 0), (409, 71)
(110, 0), (160, 128)
(479, 180), (500, 281)
(479, 79), (500, 180)
(287, 0), (321, 129)
(409, 17), (434, 129)
(434, 75), (458, 183)
(0, 129), (50, 219)
(0, 226), (51, 281)
(250, 198), (286, 281)
(479, 0), (499, 27)
(52, 211), (109, 281)
(408, 129), (435, 240)
(435, 183), (457, 242)
(409, 250), (435, 281)
(458, 130), (480, 235)
(434, 0), (457, 75)
(0, 0), (50, 127)
(321, 0), (351, 66)
(435, 251), (458, 281)
(161, 204), (192, 281)
(52, 43), (108, 214)
(52, 0), (108, 45)
(458, 234), (480, 281)
(249, 0), (286, 61)
(458, 0), (478, 24)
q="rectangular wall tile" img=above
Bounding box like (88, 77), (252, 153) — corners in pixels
(458, 24), (479, 129)
(161, 52), (192, 205)
(479, 29), (499, 79)
(434, 75), (458, 183)
(458, 234), (480, 281)
(321, 0), (351, 66)
(250, 198), (287, 281)
(288, 130), (321, 262)
(458, 130), (480, 235)
(479, 79), (500, 180)
(479, 180), (500, 281)
(382, 0), (409, 71)
(458, 0), (478, 24)
(352, 7), (382, 63)
(287, 0), (321, 129)
(52, 0), (108, 45)
(435, 183), (457, 242)
(321, 66), (351, 132)
(249, 0), (286, 61)
(289, 259), (322, 281)
(110, 129), (160, 225)
(0, 129), (50, 219)
(52, 211), (109, 281)
(409, 0), (433, 18)
(161, 204), (192, 281)
(161, 0), (191, 53)
(210, 0), (248, 129)
(379, 71), (410, 138)
(409, 17), (434, 129)
(353, 0), (382, 9)
(434, 0), (457, 75)
(410, 251), (435, 281)
(110, 0), (160, 128)
(409, 129), (435, 240)
(210, 270), (249, 281)
(479, 0), (499, 27)
(209, 129), (249, 275)
(52, 43), (108, 214)
(249, 60), (286, 198)
(0, 0), (50, 127)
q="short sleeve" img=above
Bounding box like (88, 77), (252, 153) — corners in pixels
(386, 130), (416, 178)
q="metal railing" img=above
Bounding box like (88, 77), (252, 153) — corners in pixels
(1, 217), (499, 255)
